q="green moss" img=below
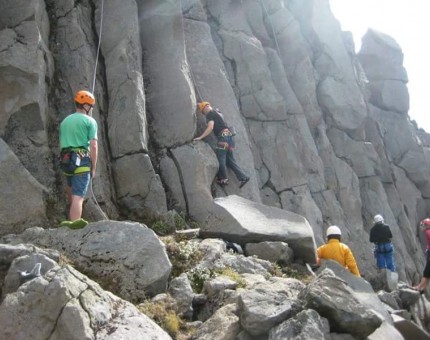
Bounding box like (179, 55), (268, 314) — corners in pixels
(214, 267), (246, 288)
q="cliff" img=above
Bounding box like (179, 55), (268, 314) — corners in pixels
(1, 0), (429, 287)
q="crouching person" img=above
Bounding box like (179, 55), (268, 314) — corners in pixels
(317, 225), (361, 277)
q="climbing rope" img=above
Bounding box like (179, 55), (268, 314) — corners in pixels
(89, 0), (108, 221)
(178, 0), (205, 102)
(258, 0), (282, 58)
(91, 0), (104, 94)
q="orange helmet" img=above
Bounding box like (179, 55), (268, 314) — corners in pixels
(198, 101), (210, 112)
(74, 90), (95, 105)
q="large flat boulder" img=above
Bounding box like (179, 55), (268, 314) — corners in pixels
(201, 195), (317, 263)
(0, 263), (172, 340)
(1, 221), (172, 302)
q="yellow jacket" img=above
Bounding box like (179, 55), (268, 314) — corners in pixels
(317, 239), (361, 277)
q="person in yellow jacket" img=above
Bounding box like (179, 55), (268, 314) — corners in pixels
(317, 225), (361, 277)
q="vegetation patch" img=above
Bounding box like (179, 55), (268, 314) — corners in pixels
(138, 295), (196, 340)
(162, 237), (203, 278)
(214, 266), (247, 288)
(187, 266), (214, 293)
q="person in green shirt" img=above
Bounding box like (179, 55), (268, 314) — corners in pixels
(59, 90), (98, 227)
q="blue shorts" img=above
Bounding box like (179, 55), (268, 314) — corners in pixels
(67, 172), (91, 197)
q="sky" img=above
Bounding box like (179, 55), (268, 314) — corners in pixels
(329, 0), (430, 132)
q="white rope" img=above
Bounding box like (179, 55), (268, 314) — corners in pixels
(91, 0), (104, 94)
(178, 0), (205, 101)
(259, 0), (282, 57)
(89, 0), (108, 220)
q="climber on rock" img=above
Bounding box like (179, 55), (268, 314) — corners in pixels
(413, 218), (430, 292)
(194, 101), (249, 188)
(59, 90), (98, 229)
(317, 225), (361, 277)
(369, 214), (395, 272)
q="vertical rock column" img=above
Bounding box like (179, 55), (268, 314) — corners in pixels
(138, 0), (196, 148)
(97, 0), (167, 219)
(0, 0), (51, 234)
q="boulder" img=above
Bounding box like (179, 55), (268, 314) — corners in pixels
(201, 195), (317, 263)
(245, 241), (294, 265)
(2, 221), (172, 302)
(193, 304), (241, 340)
(213, 253), (272, 276)
(168, 273), (194, 320)
(2, 253), (58, 299)
(238, 280), (303, 335)
(300, 268), (383, 338)
(392, 314), (430, 340)
(358, 29), (408, 82)
(268, 309), (330, 340)
(317, 260), (391, 321)
(0, 265), (172, 340)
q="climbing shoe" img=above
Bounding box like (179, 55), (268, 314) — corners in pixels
(60, 218), (88, 229)
(60, 220), (72, 227)
(217, 178), (229, 186)
(239, 177), (249, 188)
(68, 218), (89, 230)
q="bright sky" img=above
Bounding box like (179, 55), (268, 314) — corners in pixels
(329, 0), (430, 132)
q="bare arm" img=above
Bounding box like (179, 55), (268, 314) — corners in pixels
(194, 120), (214, 141)
(90, 139), (98, 177)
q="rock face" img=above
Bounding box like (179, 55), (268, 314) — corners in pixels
(0, 0), (430, 286)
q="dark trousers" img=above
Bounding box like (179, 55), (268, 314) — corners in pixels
(216, 134), (247, 181)
(374, 242), (395, 272)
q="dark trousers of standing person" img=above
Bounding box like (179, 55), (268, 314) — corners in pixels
(374, 242), (395, 272)
(216, 132), (247, 181)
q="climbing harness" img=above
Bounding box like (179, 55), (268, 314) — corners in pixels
(59, 148), (90, 175)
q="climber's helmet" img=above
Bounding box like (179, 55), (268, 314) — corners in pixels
(326, 225), (341, 237)
(373, 214), (384, 224)
(198, 101), (210, 113)
(420, 218), (430, 230)
(74, 90), (95, 106)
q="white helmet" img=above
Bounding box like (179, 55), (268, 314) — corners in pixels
(374, 214), (384, 224)
(326, 225), (341, 237)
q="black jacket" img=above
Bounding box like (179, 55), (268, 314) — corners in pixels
(369, 222), (392, 244)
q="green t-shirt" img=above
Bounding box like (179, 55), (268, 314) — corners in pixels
(59, 112), (98, 150)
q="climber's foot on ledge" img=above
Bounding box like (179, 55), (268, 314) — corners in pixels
(60, 218), (88, 229)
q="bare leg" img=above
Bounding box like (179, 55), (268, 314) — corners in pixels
(413, 277), (430, 291)
(69, 195), (84, 221)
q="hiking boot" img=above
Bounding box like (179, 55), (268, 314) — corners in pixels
(239, 177), (249, 188)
